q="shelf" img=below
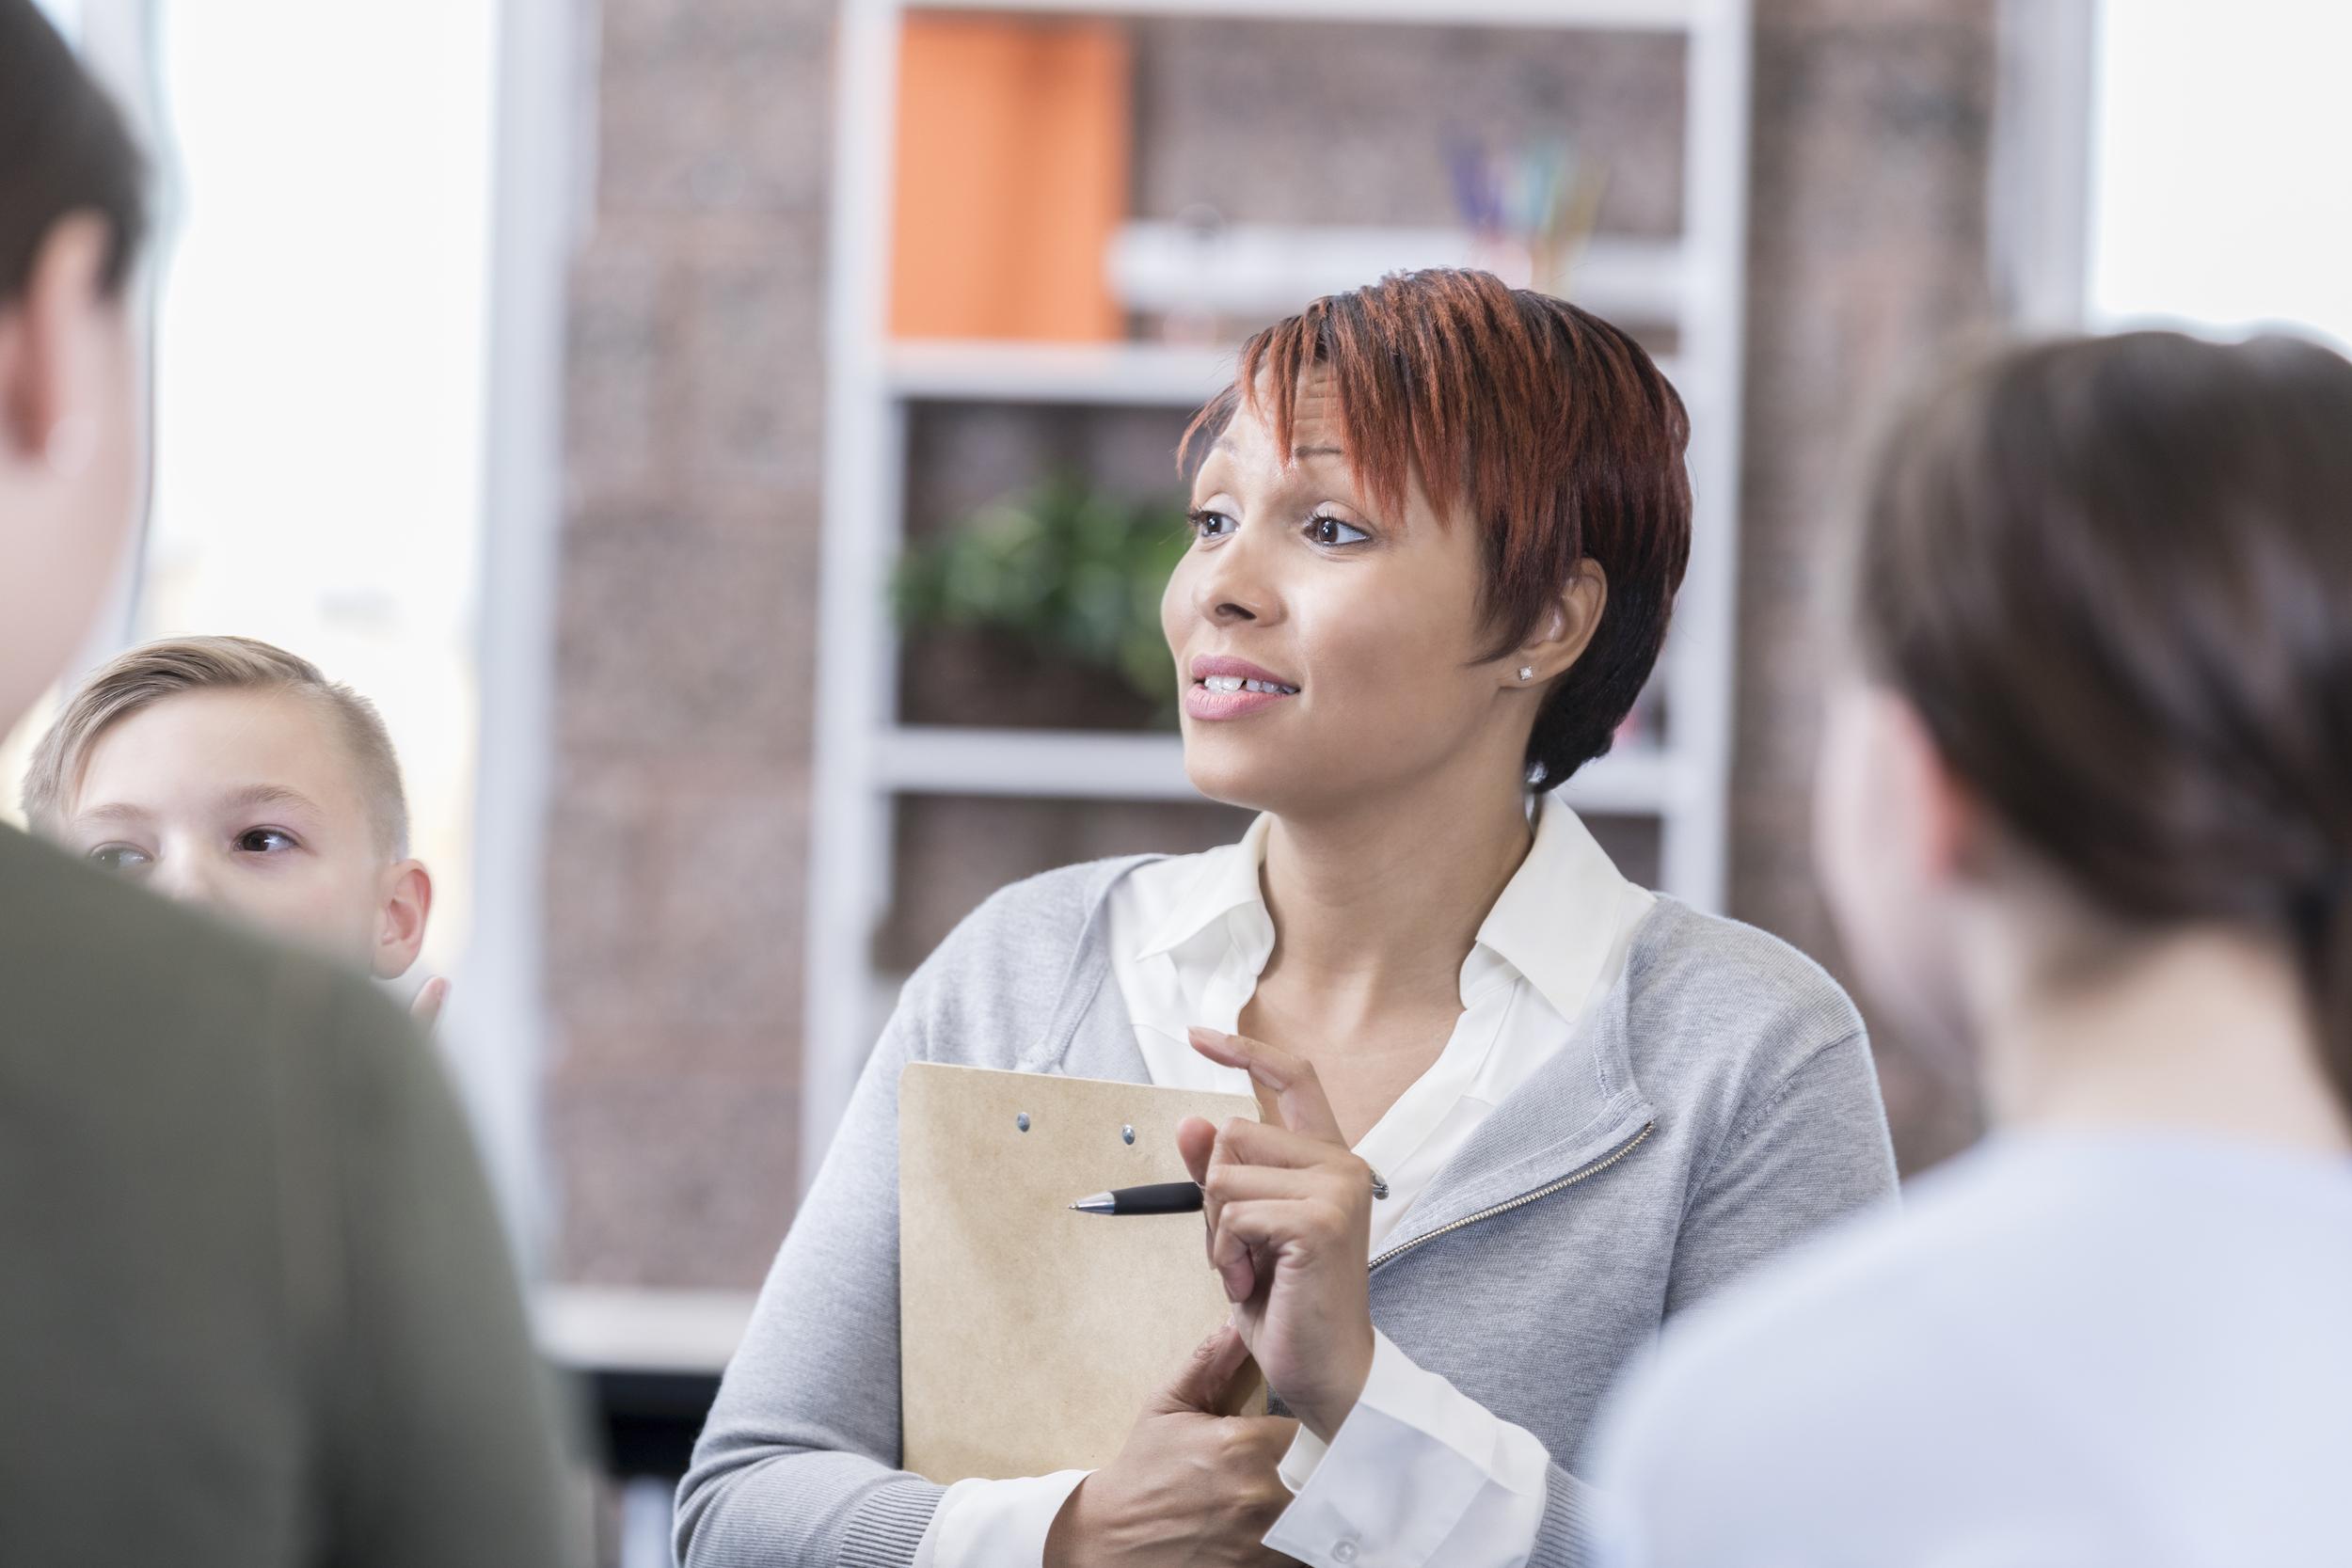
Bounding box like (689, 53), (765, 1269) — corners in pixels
(1109, 226), (1690, 327)
(892, 0), (1696, 30)
(885, 340), (1234, 406)
(877, 727), (1195, 800)
(533, 1286), (755, 1376)
(874, 724), (1687, 814)
(886, 338), (1682, 408)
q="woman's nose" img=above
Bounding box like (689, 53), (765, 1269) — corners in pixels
(1191, 529), (1278, 626)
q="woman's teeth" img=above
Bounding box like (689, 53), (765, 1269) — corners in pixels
(1201, 674), (1298, 696)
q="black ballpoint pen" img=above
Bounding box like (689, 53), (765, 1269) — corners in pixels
(1068, 1180), (1203, 1215)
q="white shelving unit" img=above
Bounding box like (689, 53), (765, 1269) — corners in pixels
(804, 0), (1754, 1192)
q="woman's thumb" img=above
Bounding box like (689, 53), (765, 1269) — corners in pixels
(1151, 1321), (1249, 1415)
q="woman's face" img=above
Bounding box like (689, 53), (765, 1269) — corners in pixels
(1163, 374), (1531, 816)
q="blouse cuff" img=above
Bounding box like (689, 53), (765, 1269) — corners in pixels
(911, 1469), (1089, 1568)
(1263, 1329), (1548, 1568)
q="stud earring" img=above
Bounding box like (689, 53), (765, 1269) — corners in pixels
(1517, 666), (1534, 682)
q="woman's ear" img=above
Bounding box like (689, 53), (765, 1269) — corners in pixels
(1507, 558), (1608, 688)
(373, 860), (435, 980)
(1884, 691), (1979, 887)
(1813, 678), (1984, 1063)
(1819, 682), (1979, 897)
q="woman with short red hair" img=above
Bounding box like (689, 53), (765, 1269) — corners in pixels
(680, 270), (1899, 1568)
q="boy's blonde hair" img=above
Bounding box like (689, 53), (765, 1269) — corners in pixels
(22, 635), (411, 858)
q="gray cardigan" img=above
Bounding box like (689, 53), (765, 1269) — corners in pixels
(677, 855), (1898, 1568)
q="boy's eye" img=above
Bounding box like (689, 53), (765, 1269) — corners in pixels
(236, 828), (298, 854)
(1308, 515), (1370, 546)
(1188, 508), (1237, 540)
(87, 844), (151, 874)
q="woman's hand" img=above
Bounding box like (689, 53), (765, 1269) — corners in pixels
(1043, 1323), (1299, 1568)
(1176, 1026), (1377, 1443)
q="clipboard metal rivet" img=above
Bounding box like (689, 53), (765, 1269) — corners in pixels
(1121, 1125), (1136, 1145)
(1016, 1113), (1030, 1132)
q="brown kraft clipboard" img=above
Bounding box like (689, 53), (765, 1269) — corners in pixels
(898, 1062), (1265, 1483)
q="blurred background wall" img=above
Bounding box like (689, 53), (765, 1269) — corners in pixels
(547, 0), (837, 1287)
(1734, 0), (1999, 1180)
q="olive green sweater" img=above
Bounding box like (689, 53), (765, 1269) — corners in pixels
(0, 825), (580, 1566)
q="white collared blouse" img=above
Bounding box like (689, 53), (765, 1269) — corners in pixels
(914, 792), (1658, 1568)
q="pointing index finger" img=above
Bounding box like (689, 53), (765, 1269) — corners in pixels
(1188, 1026), (1347, 1147)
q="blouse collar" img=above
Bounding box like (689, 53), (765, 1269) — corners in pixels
(1132, 791), (1641, 1018)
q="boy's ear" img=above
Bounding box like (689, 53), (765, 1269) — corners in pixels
(373, 860), (433, 980)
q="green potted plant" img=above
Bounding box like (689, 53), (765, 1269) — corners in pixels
(893, 473), (1192, 730)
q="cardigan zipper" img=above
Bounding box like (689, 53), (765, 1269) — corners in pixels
(1367, 1120), (1656, 1272)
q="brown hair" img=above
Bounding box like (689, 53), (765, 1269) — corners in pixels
(0, 0), (146, 302)
(1182, 268), (1692, 790)
(1850, 330), (2352, 1119)
(23, 635), (413, 858)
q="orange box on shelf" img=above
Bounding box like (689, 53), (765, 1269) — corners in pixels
(889, 14), (1131, 343)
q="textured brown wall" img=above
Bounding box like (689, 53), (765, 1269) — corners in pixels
(544, 0), (834, 1286)
(1729, 0), (1998, 1171)
(544, 0), (2001, 1288)
(1126, 21), (1685, 235)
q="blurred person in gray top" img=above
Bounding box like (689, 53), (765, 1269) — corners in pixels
(1592, 330), (2352, 1567)
(0, 3), (583, 1562)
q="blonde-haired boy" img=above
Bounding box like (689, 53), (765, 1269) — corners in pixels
(24, 635), (447, 1026)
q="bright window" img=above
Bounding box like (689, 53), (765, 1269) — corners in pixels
(2089, 0), (2352, 347)
(135, 0), (499, 973)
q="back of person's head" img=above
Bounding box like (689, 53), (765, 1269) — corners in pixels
(0, 0), (145, 306)
(24, 634), (414, 859)
(0, 0), (150, 732)
(1847, 329), (2352, 1120)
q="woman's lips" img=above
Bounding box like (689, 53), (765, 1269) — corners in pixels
(1184, 656), (1300, 721)
(1183, 681), (1297, 721)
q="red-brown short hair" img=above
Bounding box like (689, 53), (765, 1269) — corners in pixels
(1183, 267), (1692, 789)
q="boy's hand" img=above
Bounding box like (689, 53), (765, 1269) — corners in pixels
(408, 976), (450, 1033)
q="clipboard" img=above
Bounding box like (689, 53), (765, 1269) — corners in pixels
(898, 1062), (1265, 1483)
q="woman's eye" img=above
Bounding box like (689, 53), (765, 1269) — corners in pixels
(87, 844), (151, 874)
(1188, 508), (1236, 540)
(1308, 515), (1371, 546)
(236, 828), (297, 854)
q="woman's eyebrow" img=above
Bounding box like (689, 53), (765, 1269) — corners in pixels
(1200, 439), (1348, 462)
(1202, 436), (1348, 458)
